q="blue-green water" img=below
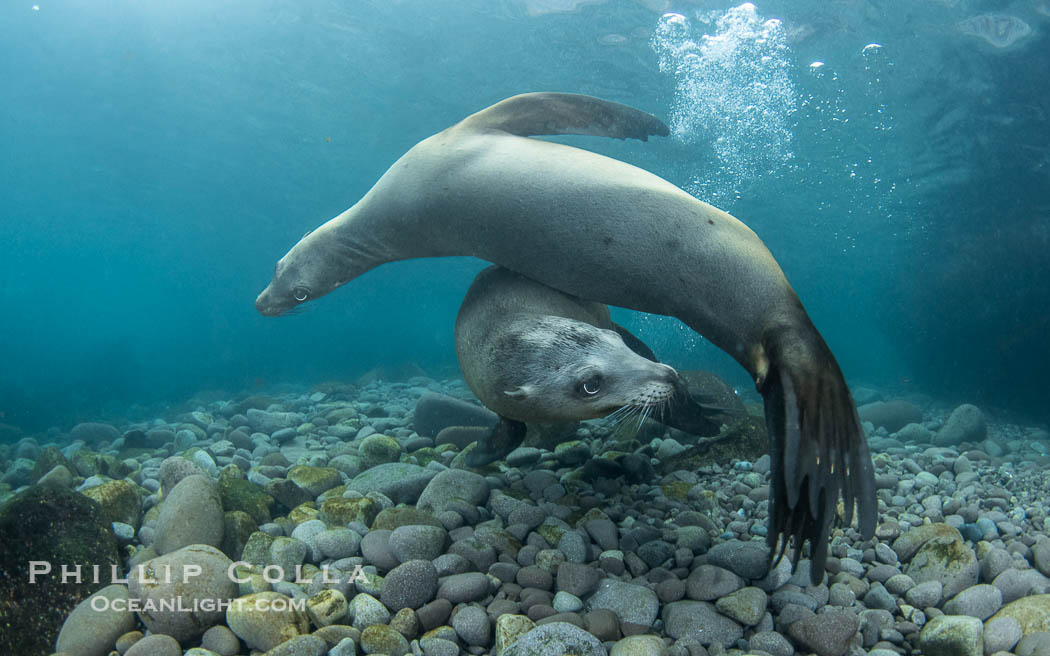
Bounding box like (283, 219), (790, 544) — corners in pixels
(2, 0), (1047, 431)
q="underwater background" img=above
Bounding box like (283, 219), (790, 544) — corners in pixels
(1, 0), (1048, 429)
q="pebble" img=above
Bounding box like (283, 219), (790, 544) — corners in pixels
(983, 616), (1022, 654)
(610, 634), (666, 655)
(662, 600), (743, 647)
(438, 571), (493, 603)
(907, 535), (979, 600)
(589, 579), (660, 627)
(787, 608), (859, 656)
(270, 536), (308, 581)
(350, 592), (391, 629)
(201, 625), (240, 656)
(714, 586), (767, 626)
(943, 583), (1002, 620)
(225, 591), (310, 651)
(314, 527), (362, 560)
(360, 624), (411, 656)
(686, 565), (744, 601)
(361, 529), (399, 571)
(452, 604), (492, 646)
(417, 468), (490, 515)
(124, 634), (181, 656)
(389, 524), (448, 562)
(749, 630), (794, 656)
(381, 560), (439, 610)
(503, 621), (606, 656)
(264, 634), (328, 656)
(919, 614), (983, 656)
(554, 591), (585, 613)
(348, 462), (436, 504)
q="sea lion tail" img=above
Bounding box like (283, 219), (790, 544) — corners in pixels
(759, 322), (877, 584)
(458, 92), (670, 141)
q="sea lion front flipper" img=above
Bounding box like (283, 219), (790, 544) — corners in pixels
(458, 92), (670, 142)
(760, 324), (877, 585)
(465, 415), (527, 467)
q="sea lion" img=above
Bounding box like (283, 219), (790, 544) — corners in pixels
(455, 265), (726, 466)
(255, 92), (876, 581)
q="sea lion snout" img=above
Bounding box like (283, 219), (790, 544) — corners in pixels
(254, 285), (285, 316)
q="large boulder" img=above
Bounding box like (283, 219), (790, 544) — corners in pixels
(989, 594), (1050, 636)
(906, 536), (979, 602)
(81, 479), (143, 529)
(55, 584), (136, 656)
(127, 544), (237, 643)
(858, 400), (924, 433)
(416, 469), (489, 515)
(155, 474), (224, 555)
(0, 485), (121, 655)
(413, 392), (497, 439)
(347, 463), (436, 505)
(69, 422), (121, 445)
(934, 404), (987, 447)
(920, 615), (983, 656)
(226, 591), (310, 651)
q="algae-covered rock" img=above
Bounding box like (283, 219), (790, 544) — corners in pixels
(218, 469), (274, 524)
(319, 497), (379, 526)
(989, 594), (1050, 636)
(287, 465), (342, 497)
(72, 450), (132, 479)
(222, 510), (259, 560)
(81, 479), (143, 528)
(0, 485), (121, 655)
(919, 614), (983, 656)
(29, 446), (75, 484)
(359, 434), (402, 468)
(906, 535), (979, 601)
(226, 591), (310, 651)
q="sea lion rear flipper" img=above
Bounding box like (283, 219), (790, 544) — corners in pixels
(459, 92), (670, 142)
(760, 325), (877, 584)
(465, 416), (527, 467)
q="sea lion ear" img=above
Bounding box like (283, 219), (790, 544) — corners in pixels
(459, 92), (670, 142)
(504, 385), (534, 399)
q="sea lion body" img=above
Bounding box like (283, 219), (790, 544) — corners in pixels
(256, 93), (876, 581)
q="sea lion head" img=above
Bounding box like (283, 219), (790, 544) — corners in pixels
(255, 226), (356, 316)
(495, 316), (679, 423)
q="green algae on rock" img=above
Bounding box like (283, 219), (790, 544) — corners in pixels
(0, 485), (121, 655)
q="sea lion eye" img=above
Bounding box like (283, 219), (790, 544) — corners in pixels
(578, 376), (602, 396)
(293, 287), (309, 302)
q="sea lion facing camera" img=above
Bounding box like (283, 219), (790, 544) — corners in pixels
(255, 92), (876, 582)
(455, 265), (725, 466)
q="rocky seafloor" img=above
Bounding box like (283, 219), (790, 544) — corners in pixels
(1, 376), (1050, 656)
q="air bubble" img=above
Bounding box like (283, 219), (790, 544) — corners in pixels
(652, 3), (796, 203)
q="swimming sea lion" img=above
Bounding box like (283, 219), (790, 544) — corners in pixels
(455, 265), (726, 466)
(255, 92), (876, 581)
